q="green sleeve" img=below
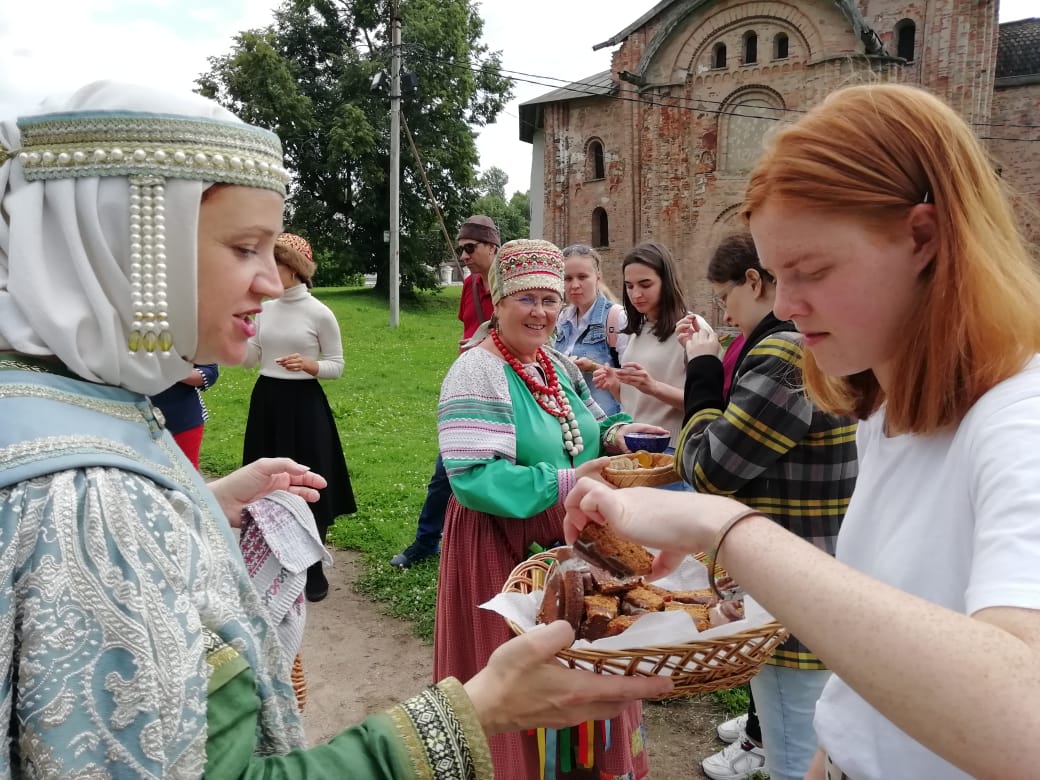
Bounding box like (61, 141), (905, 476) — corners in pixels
(206, 669), (492, 779)
(447, 458), (565, 518)
(440, 350), (630, 517)
(448, 408), (629, 517)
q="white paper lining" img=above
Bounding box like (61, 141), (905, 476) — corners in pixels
(482, 553), (776, 653)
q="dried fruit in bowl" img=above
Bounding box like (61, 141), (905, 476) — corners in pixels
(633, 450), (654, 468)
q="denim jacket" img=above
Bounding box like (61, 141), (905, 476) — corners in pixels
(554, 293), (621, 415)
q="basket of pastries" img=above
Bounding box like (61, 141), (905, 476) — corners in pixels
(602, 451), (677, 489)
(498, 523), (788, 698)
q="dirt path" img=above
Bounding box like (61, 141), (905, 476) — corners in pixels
(300, 550), (723, 777)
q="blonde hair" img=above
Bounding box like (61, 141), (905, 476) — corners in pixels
(744, 84), (1040, 434)
(598, 281), (620, 303)
(562, 243), (620, 302)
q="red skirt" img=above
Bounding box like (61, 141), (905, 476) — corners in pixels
(433, 497), (648, 780)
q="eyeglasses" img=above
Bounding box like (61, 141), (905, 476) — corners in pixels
(458, 242), (481, 256)
(711, 283), (737, 308)
(511, 294), (563, 312)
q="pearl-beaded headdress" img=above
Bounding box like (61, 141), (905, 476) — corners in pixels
(9, 111), (288, 355)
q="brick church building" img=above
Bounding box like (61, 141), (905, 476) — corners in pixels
(519, 0), (1040, 321)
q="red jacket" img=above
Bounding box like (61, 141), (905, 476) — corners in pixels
(458, 274), (493, 341)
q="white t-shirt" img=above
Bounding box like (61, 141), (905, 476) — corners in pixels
(815, 356), (1040, 779)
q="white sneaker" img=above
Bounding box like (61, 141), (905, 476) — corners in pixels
(701, 732), (767, 780)
(716, 713), (749, 744)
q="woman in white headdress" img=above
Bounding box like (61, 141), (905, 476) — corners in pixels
(0, 81), (670, 777)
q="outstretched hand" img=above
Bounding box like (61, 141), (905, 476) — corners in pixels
(463, 620), (673, 735)
(574, 456), (612, 485)
(613, 423), (670, 453)
(209, 458), (327, 527)
(562, 478), (745, 579)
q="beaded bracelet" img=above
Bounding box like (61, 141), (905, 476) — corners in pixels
(704, 508), (764, 600)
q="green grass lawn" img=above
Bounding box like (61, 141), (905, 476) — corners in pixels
(201, 285), (459, 641)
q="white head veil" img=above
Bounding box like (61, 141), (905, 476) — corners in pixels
(0, 81), (287, 395)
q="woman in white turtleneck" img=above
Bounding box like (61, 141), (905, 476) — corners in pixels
(242, 232), (356, 601)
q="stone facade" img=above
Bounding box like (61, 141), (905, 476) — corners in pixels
(520, 1), (1040, 322)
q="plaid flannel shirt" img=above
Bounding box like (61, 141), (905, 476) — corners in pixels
(675, 317), (857, 669)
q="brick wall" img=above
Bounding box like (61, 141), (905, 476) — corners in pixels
(536, 0), (1039, 323)
(990, 84), (1040, 241)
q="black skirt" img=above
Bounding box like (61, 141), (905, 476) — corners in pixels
(242, 375), (357, 534)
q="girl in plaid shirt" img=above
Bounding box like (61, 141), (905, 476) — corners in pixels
(674, 233), (857, 780)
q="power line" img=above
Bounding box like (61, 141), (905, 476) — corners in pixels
(403, 45), (1040, 136)
(456, 48), (1040, 130)
(405, 45), (801, 119)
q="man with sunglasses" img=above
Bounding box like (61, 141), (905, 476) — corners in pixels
(391, 215), (500, 568)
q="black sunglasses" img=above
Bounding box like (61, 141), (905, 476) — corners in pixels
(458, 242), (481, 256)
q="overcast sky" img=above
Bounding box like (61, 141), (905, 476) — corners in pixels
(1, 0), (1034, 195)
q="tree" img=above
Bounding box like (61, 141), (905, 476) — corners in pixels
(468, 166), (530, 243)
(197, 0), (513, 291)
(477, 166), (508, 200)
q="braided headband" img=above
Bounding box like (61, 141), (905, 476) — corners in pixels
(3, 111), (288, 355)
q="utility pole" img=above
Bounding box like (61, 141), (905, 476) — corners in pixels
(389, 0), (401, 327)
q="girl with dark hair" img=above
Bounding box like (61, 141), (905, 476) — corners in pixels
(593, 241), (697, 477)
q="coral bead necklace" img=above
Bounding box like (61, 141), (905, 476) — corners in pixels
(491, 328), (584, 457)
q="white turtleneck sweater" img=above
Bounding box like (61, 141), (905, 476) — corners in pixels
(243, 284), (345, 380)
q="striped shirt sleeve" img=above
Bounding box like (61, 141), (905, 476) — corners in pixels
(676, 334), (813, 495)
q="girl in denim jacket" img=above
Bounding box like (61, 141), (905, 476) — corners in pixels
(554, 244), (628, 414)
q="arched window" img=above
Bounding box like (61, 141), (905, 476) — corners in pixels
(592, 207), (609, 248)
(743, 31), (758, 65)
(895, 19), (916, 62)
(713, 42), (727, 69)
(587, 139), (605, 180)
(773, 32), (789, 60)
(719, 89), (784, 173)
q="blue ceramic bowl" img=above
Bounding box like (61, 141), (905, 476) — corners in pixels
(623, 432), (670, 453)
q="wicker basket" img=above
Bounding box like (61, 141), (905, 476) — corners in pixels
(602, 452), (677, 488)
(291, 652), (307, 712)
(501, 550), (788, 699)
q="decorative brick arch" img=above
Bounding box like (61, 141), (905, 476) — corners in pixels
(635, 1), (825, 78)
(675, 11), (816, 76)
(716, 85), (786, 173)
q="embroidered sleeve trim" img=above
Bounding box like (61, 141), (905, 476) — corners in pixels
(388, 677), (492, 780)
